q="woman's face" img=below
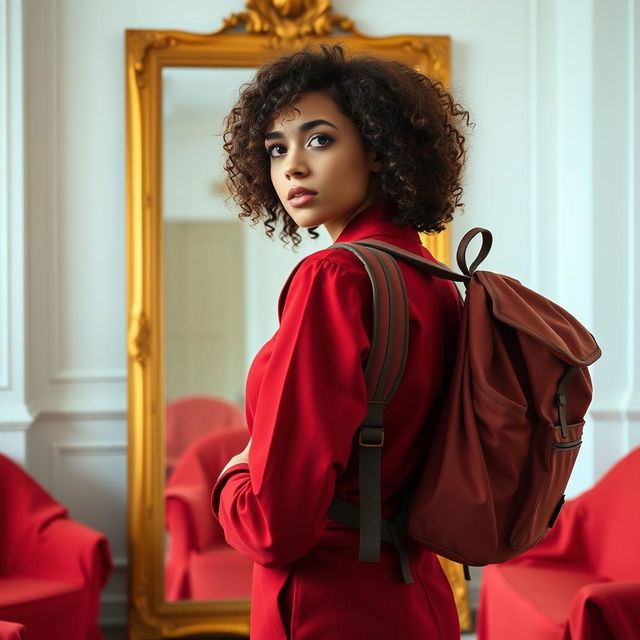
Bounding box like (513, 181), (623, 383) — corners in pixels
(265, 91), (381, 241)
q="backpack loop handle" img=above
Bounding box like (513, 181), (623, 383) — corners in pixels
(456, 228), (493, 276)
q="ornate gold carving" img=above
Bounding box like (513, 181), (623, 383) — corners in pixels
(129, 606), (162, 639)
(219, 0), (360, 46)
(128, 312), (150, 366)
(127, 31), (178, 88)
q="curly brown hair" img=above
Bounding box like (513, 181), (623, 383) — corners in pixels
(222, 43), (473, 250)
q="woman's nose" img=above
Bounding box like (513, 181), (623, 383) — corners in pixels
(285, 150), (309, 179)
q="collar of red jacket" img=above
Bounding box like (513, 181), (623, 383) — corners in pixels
(333, 201), (422, 245)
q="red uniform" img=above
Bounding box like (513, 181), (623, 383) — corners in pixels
(212, 202), (462, 639)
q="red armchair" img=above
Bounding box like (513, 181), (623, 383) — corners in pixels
(0, 621), (25, 640)
(165, 426), (253, 600)
(165, 394), (246, 478)
(477, 446), (640, 640)
(0, 454), (112, 640)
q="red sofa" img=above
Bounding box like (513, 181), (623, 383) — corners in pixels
(477, 446), (640, 640)
(0, 454), (112, 639)
(165, 426), (253, 600)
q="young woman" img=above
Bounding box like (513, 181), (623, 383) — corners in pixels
(211, 43), (472, 639)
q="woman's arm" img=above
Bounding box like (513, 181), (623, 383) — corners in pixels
(217, 437), (251, 480)
(211, 255), (371, 566)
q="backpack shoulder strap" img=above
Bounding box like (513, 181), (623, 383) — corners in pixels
(329, 243), (410, 400)
(353, 226), (493, 283)
(328, 242), (410, 569)
(352, 239), (469, 283)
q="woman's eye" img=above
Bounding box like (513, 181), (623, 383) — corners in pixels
(309, 133), (332, 148)
(266, 144), (286, 158)
(266, 133), (332, 158)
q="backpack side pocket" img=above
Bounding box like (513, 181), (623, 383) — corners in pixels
(508, 420), (584, 550)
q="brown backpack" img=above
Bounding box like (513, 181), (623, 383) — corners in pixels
(327, 228), (602, 584)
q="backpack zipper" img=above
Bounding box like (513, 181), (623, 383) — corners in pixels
(552, 439), (582, 450)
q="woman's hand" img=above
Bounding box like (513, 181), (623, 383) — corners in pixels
(217, 436), (252, 481)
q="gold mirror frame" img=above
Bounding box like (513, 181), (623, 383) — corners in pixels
(126, 2), (468, 637)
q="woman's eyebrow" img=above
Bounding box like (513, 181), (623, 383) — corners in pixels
(265, 119), (338, 140)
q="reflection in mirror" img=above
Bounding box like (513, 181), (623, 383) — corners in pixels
(161, 67), (330, 602)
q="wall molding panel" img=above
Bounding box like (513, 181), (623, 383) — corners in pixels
(0, 0), (32, 465)
(99, 593), (128, 628)
(24, 0), (127, 416)
(35, 408), (127, 422)
(628, 0), (640, 449)
(0, 0), (11, 391)
(46, 438), (128, 627)
(49, 440), (127, 494)
(51, 368), (128, 384)
(590, 0), (639, 469)
(45, 0), (127, 391)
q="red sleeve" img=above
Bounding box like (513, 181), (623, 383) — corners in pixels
(211, 256), (371, 566)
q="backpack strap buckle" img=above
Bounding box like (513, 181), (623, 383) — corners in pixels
(359, 426), (384, 447)
(359, 401), (385, 447)
(555, 366), (580, 439)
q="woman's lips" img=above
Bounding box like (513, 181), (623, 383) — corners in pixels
(289, 193), (317, 207)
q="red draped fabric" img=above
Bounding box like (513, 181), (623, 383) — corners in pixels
(478, 446), (640, 640)
(563, 581), (640, 640)
(0, 454), (112, 640)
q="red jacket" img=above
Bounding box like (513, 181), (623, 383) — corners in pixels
(212, 202), (462, 639)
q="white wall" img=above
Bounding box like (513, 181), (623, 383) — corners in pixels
(0, 0), (637, 628)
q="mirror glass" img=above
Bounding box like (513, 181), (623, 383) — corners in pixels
(161, 67), (330, 602)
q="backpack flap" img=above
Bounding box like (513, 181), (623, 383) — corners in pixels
(480, 271), (601, 367)
(475, 271), (602, 428)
